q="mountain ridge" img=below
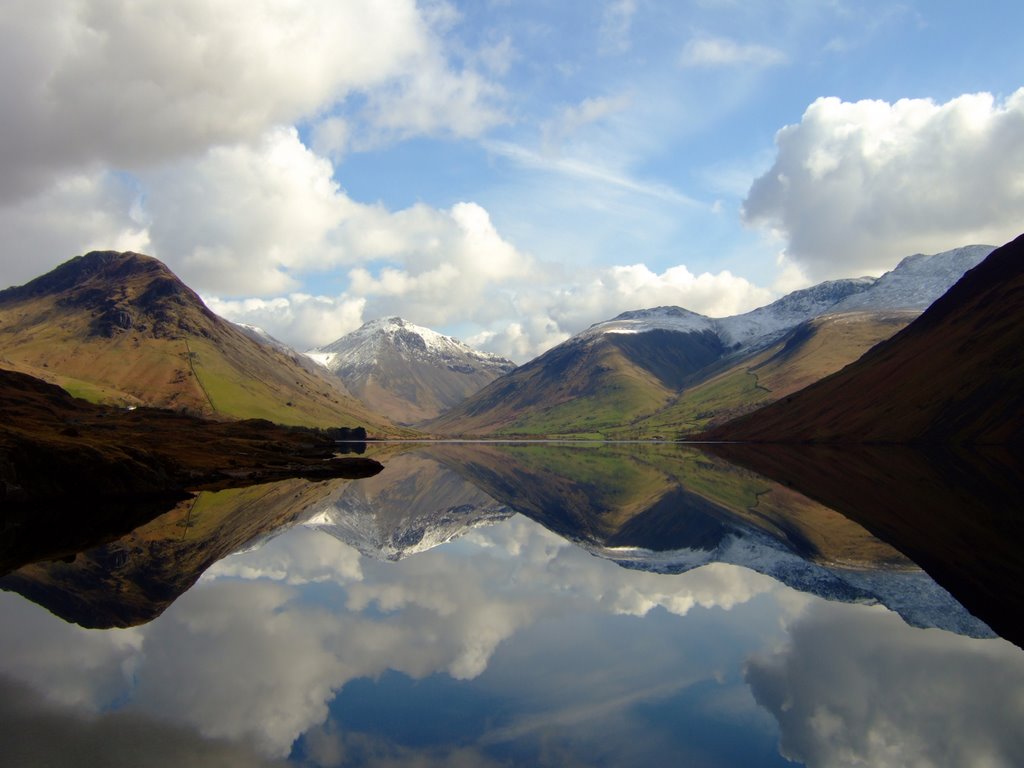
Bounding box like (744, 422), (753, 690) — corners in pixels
(428, 244), (991, 437)
(706, 234), (1024, 443)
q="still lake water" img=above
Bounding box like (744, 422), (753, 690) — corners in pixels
(1, 442), (1023, 767)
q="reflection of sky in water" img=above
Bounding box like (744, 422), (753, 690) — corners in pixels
(1, 515), (1023, 767)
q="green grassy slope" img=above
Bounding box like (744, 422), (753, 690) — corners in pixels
(614, 311), (916, 439)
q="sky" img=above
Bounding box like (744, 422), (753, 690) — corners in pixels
(1, 0), (1022, 362)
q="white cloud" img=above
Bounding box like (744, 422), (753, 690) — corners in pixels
(680, 35), (787, 68)
(0, 170), (150, 288)
(142, 127), (356, 295)
(577, 262), (772, 319)
(0, 0), (444, 200)
(205, 294), (367, 351)
(744, 89), (1024, 279)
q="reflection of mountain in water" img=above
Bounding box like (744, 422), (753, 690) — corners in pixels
(712, 444), (1024, 650)
(421, 443), (993, 639)
(1, 442), (1004, 642)
(303, 450), (513, 560)
(0, 478), (352, 628)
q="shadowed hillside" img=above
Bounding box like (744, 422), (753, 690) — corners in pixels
(706, 233), (1024, 444)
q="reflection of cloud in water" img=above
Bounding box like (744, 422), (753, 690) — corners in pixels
(0, 675), (285, 768)
(746, 602), (1024, 768)
(0, 592), (142, 710)
(202, 526), (364, 585)
(0, 516), (790, 759)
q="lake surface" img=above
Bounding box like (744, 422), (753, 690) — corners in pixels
(2, 442), (1023, 767)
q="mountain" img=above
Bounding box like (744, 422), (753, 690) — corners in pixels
(389, 442), (991, 638)
(428, 245), (991, 437)
(709, 443), (1024, 648)
(628, 310), (918, 437)
(307, 317), (516, 424)
(706, 234), (1024, 443)
(0, 251), (393, 431)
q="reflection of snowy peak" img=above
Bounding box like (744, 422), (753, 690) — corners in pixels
(307, 318), (517, 424)
(586, 526), (994, 640)
(304, 453), (514, 560)
(306, 501), (512, 561)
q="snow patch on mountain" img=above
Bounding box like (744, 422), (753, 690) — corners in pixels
(715, 277), (875, 349)
(831, 244), (994, 312)
(307, 317), (515, 375)
(579, 306), (716, 339)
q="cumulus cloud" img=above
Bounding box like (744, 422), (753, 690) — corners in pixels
(141, 128), (357, 295)
(562, 262), (772, 321)
(744, 89), (1024, 279)
(0, 0), (503, 201)
(0, 170), (149, 288)
(680, 35), (787, 68)
(746, 602), (1024, 768)
(434, 259), (772, 361)
(205, 294), (367, 351)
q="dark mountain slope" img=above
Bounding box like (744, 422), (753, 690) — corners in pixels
(707, 233), (1024, 443)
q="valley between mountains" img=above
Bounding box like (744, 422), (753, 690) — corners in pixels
(2, 237), (1021, 451)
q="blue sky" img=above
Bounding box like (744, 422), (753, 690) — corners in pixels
(1, 1), (1022, 360)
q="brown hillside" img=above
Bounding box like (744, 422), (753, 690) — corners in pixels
(0, 251), (393, 431)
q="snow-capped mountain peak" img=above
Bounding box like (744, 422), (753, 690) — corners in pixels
(570, 244), (994, 354)
(307, 317), (517, 425)
(580, 306), (716, 340)
(309, 317), (514, 372)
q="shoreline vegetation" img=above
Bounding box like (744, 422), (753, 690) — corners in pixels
(0, 368), (382, 506)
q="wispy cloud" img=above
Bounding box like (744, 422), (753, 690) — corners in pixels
(599, 0), (639, 55)
(680, 35), (787, 68)
(484, 140), (704, 208)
